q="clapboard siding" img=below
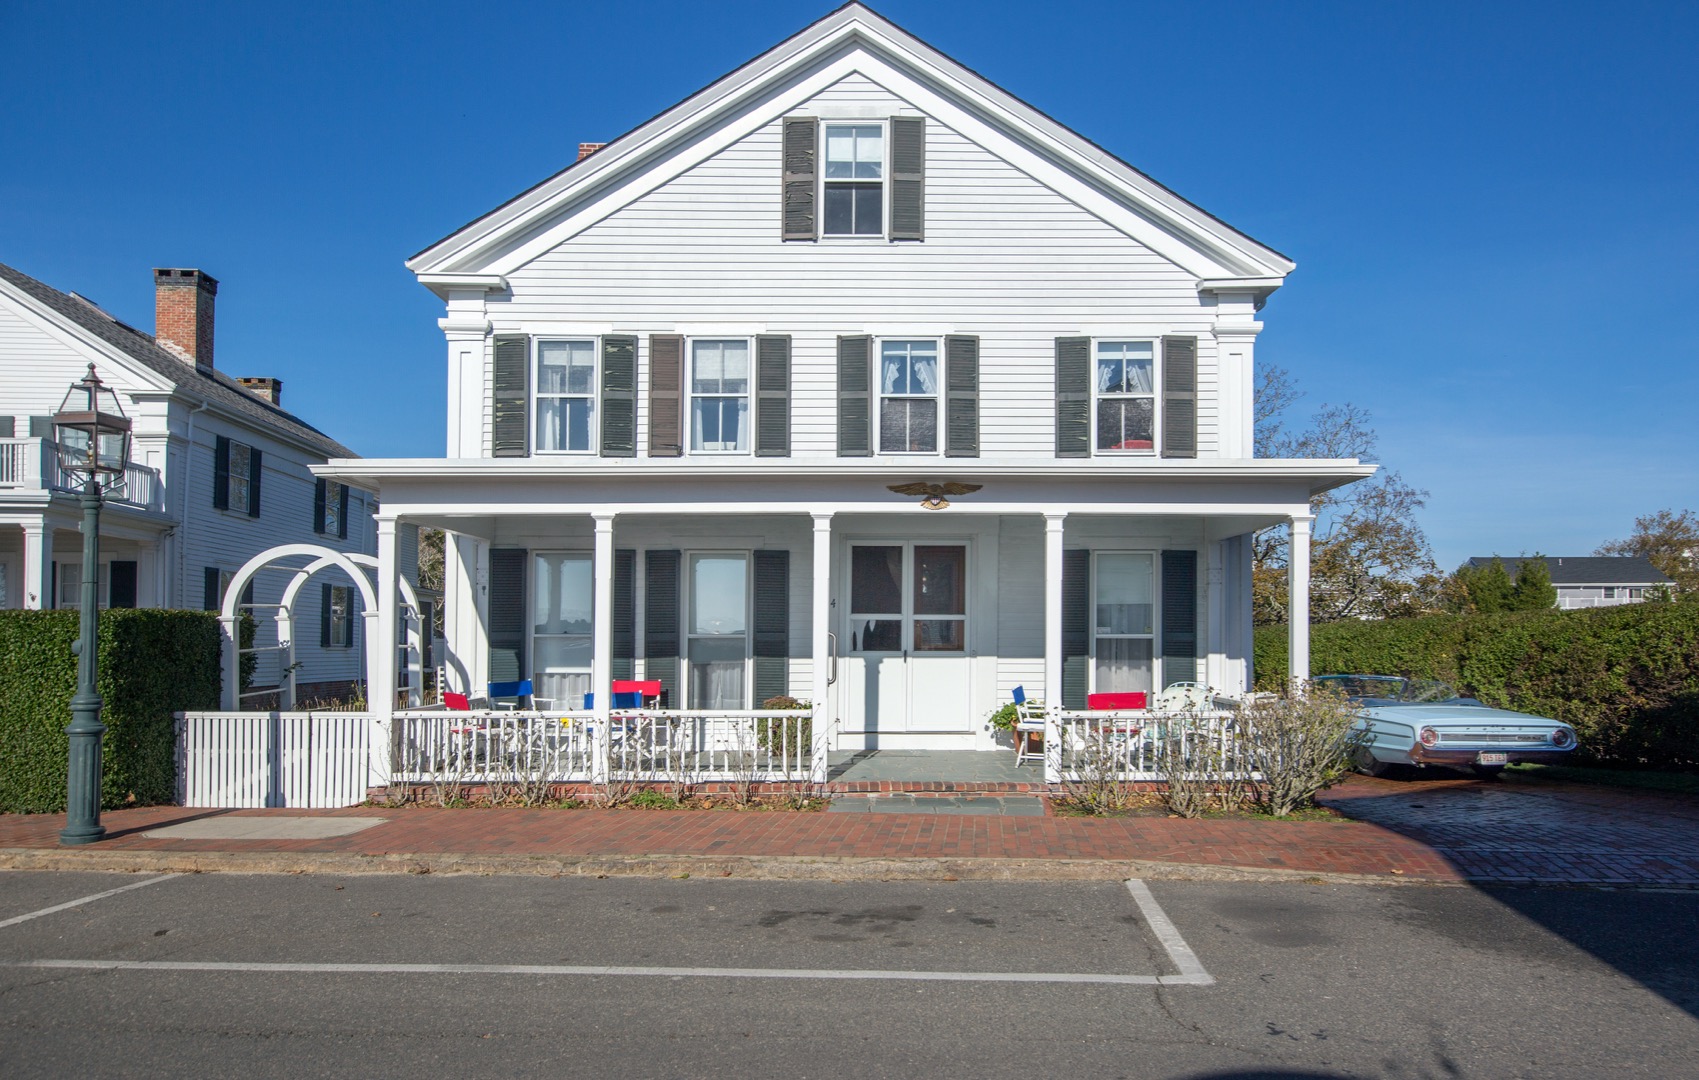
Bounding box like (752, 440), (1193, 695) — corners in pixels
(489, 74), (1220, 461)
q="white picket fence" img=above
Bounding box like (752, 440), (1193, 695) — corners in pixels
(176, 712), (372, 808)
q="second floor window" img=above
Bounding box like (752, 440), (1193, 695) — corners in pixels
(228, 440), (253, 511)
(1095, 341), (1156, 453)
(691, 339), (750, 453)
(536, 339), (596, 453)
(323, 481), (343, 536)
(823, 123), (883, 236)
(879, 339), (939, 453)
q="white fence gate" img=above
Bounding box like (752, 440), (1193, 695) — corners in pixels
(176, 712), (372, 808)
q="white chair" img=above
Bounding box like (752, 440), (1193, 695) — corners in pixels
(1152, 681), (1211, 712)
(1011, 686), (1046, 766)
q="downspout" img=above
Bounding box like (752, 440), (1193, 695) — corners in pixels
(176, 399), (210, 607)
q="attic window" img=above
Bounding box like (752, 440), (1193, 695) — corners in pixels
(822, 124), (883, 236)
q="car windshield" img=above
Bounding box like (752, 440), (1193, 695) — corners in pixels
(1313, 675), (1459, 703)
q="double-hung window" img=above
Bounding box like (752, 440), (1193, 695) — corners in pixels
(227, 441), (253, 510)
(532, 552), (593, 708)
(535, 340), (597, 453)
(1095, 341), (1156, 453)
(878, 339), (939, 453)
(690, 339), (751, 453)
(327, 585), (353, 647)
(1092, 552), (1155, 696)
(322, 481), (344, 537)
(688, 553), (749, 709)
(823, 123), (883, 236)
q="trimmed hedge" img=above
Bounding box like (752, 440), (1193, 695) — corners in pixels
(0, 609), (221, 813)
(1255, 599), (1699, 769)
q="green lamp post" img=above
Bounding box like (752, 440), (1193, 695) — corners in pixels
(52, 364), (132, 846)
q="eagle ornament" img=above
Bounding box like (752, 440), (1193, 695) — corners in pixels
(886, 481), (982, 510)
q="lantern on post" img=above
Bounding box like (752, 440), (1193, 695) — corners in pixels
(52, 364), (132, 846)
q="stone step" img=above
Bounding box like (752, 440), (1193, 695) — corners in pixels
(825, 794), (1049, 817)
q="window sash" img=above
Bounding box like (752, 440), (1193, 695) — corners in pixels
(1093, 341), (1158, 454)
(690, 340), (752, 453)
(536, 340), (597, 453)
(56, 562), (110, 610)
(228, 442), (251, 511)
(877, 340), (940, 453)
(822, 123), (885, 236)
(323, 481), (343, 536)
(329, 585), (351, 647)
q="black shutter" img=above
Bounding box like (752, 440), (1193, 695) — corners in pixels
(0, 416), (13, 438)
(491, 336), (529, 458)
(204, 567), (222, 612)
(1161, 550), (1199, 686)
(889, 116), (925, 241)
(212, 436), (230, 509)
(836, 335), (872, 457)
(612, 549), (636, 682)
(944, 334), (979, 458)
(644, 550), (681, 707)
(29, 416), (52, 438)
(752, 549), (789, 706)
(337, 484), (350, 540)
(1055, 337), (1090, 458)
(313, 478), (327, 534)
(320, 582), (332, 647)
(600, 335), (637, 457)
(755, 334), (791, 457)
(50, 562), (57, 610)
(247, 447), (262, 517)
(109, 561), (137, 609)
(1161, 336), (1198, 459)
(647, 334), (684, 457)
(782, 116), (818, 241)
(487, 548), (527, 684)
(1062, 549), (1090, 709)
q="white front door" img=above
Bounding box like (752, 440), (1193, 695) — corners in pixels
(841, 542), (972, 747)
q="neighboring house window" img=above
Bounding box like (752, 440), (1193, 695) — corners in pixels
(1095, 341), (1156, 452)
(688, 553), (748, 709)
(878, 339), (940, 453)
(327, 585), (353, 648)
(228, 441), (253, 510)
(822, 123), (883, 236)
(201, 567), (253, 612)
(323, 481), (344, 537)
(214, 435), (262, 515)
(536, 339), (597, 453)
(690, 340), (751, 453)
(1092, 552), (1155, 696)
(55, 563), (108, 610)
(533, 552), (593, 709)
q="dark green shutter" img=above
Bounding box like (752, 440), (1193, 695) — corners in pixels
(600, 335), (637, 457)
(212, 436), (230, 509)
(782, 116), (817, 241)
(612, 549), (636, 683)
(247, 447), (262, 517)
(755, 334), (791, 457)
(944, 334), (979, 457)
(337, 484), (350, 540)
(836, 335), (872, 457)
(1161, 550), (1198, 686)
(0, 417), (13, 438)
(1161, 336), (1197, 459)
(109, 561), (137, 609)
(491, 336), (529, 458)
(29, 416), (52, 438)
(1061, 549), (1090, 708)
(889, 116), (925, 241)
(644, 550), (681, 707)
(752, 549), (789, 706)
(205, 568), (222, 612)
(647, 334), (684, 457)
(320, 582), (333, 647)
(487, 548), (527, 684)
(1055, 337), (1090, 458)
(313, 479), (327, 533)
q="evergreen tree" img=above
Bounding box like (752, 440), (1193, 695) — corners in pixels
(1455, 556), (1515, 613)
(1508, 555), (1558, 610)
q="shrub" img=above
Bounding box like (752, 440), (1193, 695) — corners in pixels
(1236, 687), (1363, 816)
(0, 609), (221, 813)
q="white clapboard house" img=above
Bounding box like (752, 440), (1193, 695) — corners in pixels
(0, 262), (379, 701)
(322, 4), (1371, 765)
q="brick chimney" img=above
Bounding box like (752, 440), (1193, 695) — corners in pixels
(577, 142), (605, 162)
(153, 268), (218, 370)
(237, 377), (282, 406)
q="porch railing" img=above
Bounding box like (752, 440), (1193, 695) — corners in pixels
(1052, 709), (1246, 781)
(390, 710), (598, 785)
(0, 436), (165, 511)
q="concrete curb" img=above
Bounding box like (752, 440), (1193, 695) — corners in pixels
(0, 846), (1453, 887)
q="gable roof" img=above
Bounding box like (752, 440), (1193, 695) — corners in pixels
(407, 2), (1294, 287)
(1466, 556), (1674, 587)
(0, 260), (355, 460)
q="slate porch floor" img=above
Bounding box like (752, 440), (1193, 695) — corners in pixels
(826, 749), (1042, 785)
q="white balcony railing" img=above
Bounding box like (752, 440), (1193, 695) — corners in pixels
(0, 437), (165, 511)
(1053, 710), (1245, 781)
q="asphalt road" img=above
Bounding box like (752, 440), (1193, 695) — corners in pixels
(1, 871), (1696, 1079)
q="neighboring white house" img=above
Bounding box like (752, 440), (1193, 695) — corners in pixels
(321, 3), (1371, 752)
(1466, 556), (1676, 610)
(0, 261), (380, 700)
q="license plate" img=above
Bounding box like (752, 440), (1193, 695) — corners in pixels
(1476, 752), (1508, 765)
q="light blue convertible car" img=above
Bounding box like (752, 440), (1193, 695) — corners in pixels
(1315, 675), (1579, 779)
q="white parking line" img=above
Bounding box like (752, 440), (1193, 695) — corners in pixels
(0, 878), (1213, 987)
(0, 874), (182, 931)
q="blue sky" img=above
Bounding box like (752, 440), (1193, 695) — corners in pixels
(3, 0), (1696, 572)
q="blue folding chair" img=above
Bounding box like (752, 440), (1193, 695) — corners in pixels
(488, 679), (539, 710)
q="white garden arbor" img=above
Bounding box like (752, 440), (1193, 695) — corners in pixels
(218, 542), (425, 711)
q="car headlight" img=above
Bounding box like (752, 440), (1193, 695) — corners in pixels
(1418, 726), (1439, 747)
(1551, 727), (1575, 748)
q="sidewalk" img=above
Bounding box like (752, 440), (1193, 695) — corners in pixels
(2, 776), (1694, 888)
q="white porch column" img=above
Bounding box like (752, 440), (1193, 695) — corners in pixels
(1043, 512), (1066, 783)
(369, 516), (400, 789)
(22, 521), (50, 610)
(1288, 514), (1313, 692)
(809, 512), (834, 783)
(1205, 539), (1227, 694)
(590, 513), (616, 784)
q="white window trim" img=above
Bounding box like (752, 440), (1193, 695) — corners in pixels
(1088, 550), (1160, 695)
(687, 337), (755, 456)
(875, 337), (943, 456)
(684, 550), (753, 709)
(226, 438), (254, 514)
(530, 550), (595, 707)
(533, 338), (599, 456)
(820, 119), (889, 240)
(1091, 338), (1161, 457)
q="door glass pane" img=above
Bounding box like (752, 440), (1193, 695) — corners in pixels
(690, 555), (747, 635)
(852, 619), (902, 652)
(913, 546), (966, 615)
(851, 546), (902, 614)
(1095, 554), (1153, 635)
(1094, 638), (1153, 694)
(914, 619), (964, 652)
(689, 638), (746, 709)
(533, 554), (593, 635)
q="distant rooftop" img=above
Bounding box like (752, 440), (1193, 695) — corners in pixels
(1465, 556), (1674, 586)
